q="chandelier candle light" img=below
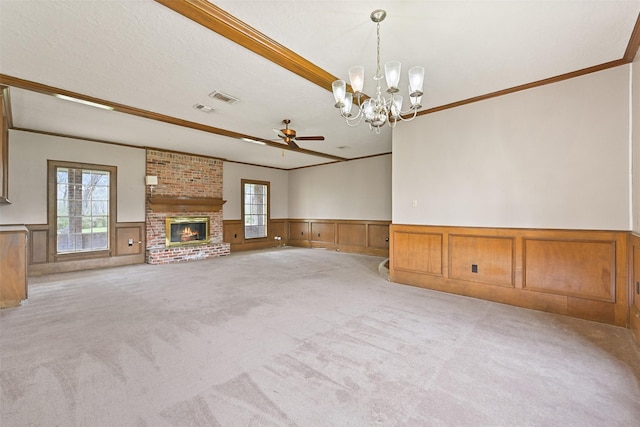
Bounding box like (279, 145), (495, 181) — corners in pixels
(331, 9), (424, 133)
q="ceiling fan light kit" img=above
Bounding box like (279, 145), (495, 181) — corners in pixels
(331, 9), (424, 134)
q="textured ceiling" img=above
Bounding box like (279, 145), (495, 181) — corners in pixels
(1, 0), (639, 169)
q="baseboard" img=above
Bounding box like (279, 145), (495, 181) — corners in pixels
(28, 253), (144, 276)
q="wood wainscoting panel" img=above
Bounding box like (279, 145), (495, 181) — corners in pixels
(224, 219), (287, 251)
(337, 223), (366, 247)
(631, 305), (640, 346)
(449, 235), (514, 287)
(223, 220), (244, 244)
(368, 224), (390, 249)
(289, 221), (310, 242)
(27, 225), (49, 265)
(287, 219), (390, 256)
(27, 222), (146, 276)
(225, 218), (390, 256)
(311, 222), (335, 243)
(524, 239), (615, 302)
(390, 224), (628, 327)
(268, 219), (287, 242)
(392, 230), (443, 276)
(630, 234), (640, 346)
(116, 224), (144, 256)
(632, 234), (640, 314)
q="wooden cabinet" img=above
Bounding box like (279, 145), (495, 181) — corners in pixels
(630, 235), (640, 345)
(633, 239), (640, 313)
(0, 226), (28, 308)
(0, 87), (9, 204)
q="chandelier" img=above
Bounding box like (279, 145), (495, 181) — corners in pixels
(331, 9), (424, 133)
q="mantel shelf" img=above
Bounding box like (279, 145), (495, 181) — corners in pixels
(147, 197), (226, 213)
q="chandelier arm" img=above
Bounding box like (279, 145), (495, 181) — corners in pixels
(350, 105), (365, 126)
(340, 105), (363, 121)
(396, 107), (419, 122)
(344, 115), (365, 127)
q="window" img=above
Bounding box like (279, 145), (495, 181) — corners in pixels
(242, 179), (269, 239)
(48, 161), (116, 257)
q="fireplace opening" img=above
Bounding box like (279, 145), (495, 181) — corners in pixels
(166, 217), (210, 247)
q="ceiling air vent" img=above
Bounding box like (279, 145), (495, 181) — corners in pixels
(209, 91), (239, 104)
(193, 103), (214, 113)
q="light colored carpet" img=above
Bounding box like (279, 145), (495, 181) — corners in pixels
(1, 247), (639, 426)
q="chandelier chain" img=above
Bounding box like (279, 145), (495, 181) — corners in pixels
(376, 22), (381, 79)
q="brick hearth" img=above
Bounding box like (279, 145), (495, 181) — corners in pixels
(145, 149), (229, 264)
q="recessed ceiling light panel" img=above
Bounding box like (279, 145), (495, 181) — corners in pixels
(242, 138), (266, 145)
(54, 94), (114, 110)
(209, 91), (239, 104)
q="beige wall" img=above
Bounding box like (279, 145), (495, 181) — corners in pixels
(5, 59), (633, 232)
(0, 130), (146, 225)
(288, 154), (392, 221)
(224, 156), (392, 222)
(222, 162), (289, 220)
(393, 65), (631, 230)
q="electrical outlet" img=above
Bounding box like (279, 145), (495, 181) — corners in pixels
(412, 199), (418, 208)
(128, 238), (133, 246)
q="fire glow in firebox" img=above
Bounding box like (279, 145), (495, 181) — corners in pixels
(165, 216), (210, 247)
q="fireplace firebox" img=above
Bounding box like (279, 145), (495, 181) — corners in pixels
(165, 217), (210, 247)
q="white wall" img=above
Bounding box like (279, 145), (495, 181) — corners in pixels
(288, 154), (391, 220)
(222, 162), (288, 219)
(393, 65), (630, 230)
(633, 56), (640, 234)
(0, 130), (145, 225)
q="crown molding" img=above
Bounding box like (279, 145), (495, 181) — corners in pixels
(0, 74), (346, 162)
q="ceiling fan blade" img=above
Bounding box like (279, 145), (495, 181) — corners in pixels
(287, 139), (300, 149)
(295, 136), (325, 141)
(273, 128), (286, 139)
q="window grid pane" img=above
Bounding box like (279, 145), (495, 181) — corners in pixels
(244, 182), (268, 239)
(56, 167), (110, 253)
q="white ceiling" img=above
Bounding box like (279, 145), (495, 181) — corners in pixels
(1, 0), (639, 169)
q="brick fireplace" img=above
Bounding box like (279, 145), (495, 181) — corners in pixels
(145, 149), (230, 264)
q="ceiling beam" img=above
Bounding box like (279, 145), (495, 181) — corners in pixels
(155, 0), (341, 93)
(0, 74), (346, 162)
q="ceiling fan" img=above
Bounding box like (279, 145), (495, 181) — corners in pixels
(273, 119), (324, 149)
